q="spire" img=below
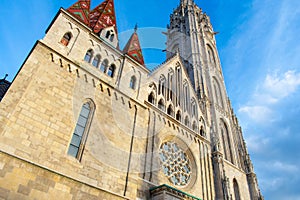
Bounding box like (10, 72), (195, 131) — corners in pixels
(89, 0), (117, 34)
(180, 0), (194, 6)
(67, 0), (91, 25)
(123, 26), (145, 66)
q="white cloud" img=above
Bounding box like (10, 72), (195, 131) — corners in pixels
(239, 105), (273, 123)
(271, 161), (299, 173)
(261, 70), (300, 102)
(245, 134), (270, 153)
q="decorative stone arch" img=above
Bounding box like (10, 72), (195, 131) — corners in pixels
(176, 110), (182, 122)
(212, 76), (225, 109)
(167, 103), (175, 117)
(219, 118), (234, 164)
(148, 91), (156, 104)
(233, 178), (241, 200)
(159, 75), (167, 97)
(158, 98), (165, 111)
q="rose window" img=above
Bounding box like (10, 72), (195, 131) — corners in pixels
(159, 142), (192, 186)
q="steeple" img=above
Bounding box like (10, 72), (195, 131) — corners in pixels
(67, 0), (91, 25)
(89, 0), (117, 34)
(180, 0), (194, 6)
(123, 26), (145, 66)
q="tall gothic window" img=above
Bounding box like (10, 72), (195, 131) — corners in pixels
(68, 101), (94, 160)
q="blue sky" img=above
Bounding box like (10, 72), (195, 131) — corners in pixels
(1, 0), (300, 199)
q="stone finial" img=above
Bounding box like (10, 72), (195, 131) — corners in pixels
(4, 74), (8, 80)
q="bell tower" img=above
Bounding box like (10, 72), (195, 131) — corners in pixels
(166, 1), (264, 200)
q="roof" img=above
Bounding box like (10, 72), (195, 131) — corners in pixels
(67, 0), (91, 25)
(89, 0), (117, 34)
(150, 184), (202, 200)
(67, 0), (117, 34)
(0, 78), (11, 101)
(123, 30), (145, 66)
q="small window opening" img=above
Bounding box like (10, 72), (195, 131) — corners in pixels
(61, 32), (72, 46)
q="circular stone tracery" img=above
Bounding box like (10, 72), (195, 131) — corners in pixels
(159, 142), (191, 186)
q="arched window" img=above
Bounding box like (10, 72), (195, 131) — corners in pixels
(84, 49), (93, 63)
(159, 75), (166, 97)
(68, 101), (94, 160)
(176, 111), (181, 121)
(100, 59), (108, 73)
(148, 92), (155, 104)
(192, 121), (197, 131)
(233, 179), (241, 200)
(191, 99), (197, 118)
(200, 126), (205, 137)
(220, 120), (234, 163)
(213, 78), (224, 109)
(110, 34), (115, 42)
(105, 31), (111, 39)
(184, 116), (189, 127)
(130, 76), (137, 89)
(61, 32), (72, 46)
(92, 55), (101, 68)
(158, 99), (165, 111)
(167, 105), (174, 116)
(107, 64), (115, 77)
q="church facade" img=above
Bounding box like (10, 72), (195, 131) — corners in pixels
(0, 0), (263, 199)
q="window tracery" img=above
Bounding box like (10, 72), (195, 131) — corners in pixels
(159, 142), (192, 186)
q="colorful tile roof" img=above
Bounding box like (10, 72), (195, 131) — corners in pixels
(123, 29), (145, 66)
(89, 0), (117, 34)
(67, 0), (91, 25)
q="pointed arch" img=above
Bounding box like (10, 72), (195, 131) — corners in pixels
(92, 54), (101, 68)
(100, 59), (108, 73)
(61, 32), (72, 46)
(130, 76), (137, 89)
(207, 44), (216, 65)
(184, 116), (189, 127)
(84, 49), (93, 63)
(233, 179), (241, 200)
(176, 110), (182, 121)
(167, 104), (174, 117)
(213, 77), (224, 109)
(68, 99), (95, 161)
(158, 99), (165, 111)
(107, 64), (116, 77)
(220, 119), (234, 163)
(148, 92), (156, 104)
(192, 121), (197, 131)
(159, 75), (166, 97)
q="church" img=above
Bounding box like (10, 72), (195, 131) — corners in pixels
(0, 0), (264, 199)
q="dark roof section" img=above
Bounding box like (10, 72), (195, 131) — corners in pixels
(0, 75), (11, 101)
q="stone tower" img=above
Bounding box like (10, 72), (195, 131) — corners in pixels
(0, 0), (263, 199)
(166, 0), (264, 199)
